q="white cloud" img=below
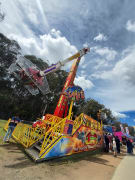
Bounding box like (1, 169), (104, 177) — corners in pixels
(83, 42), (89, 48)
(89, 46), (117, 71)
(8, 34), (41, 55)
(90, 45), (135, 111)
(39, 29), (77, 63)
(133, 119), (135, 122)
(94, 33), (107, 41)
(17, 0), (49, 29)
(0, 1), (36, 38)
(8, 29), (78, 67)
(126, 20), (135, 32)
(112, 111), (127, 119)
(95, 45), (135, 86)
(93, 58), (109, 70)
(27, 9), (39, 25)
(74, 76), (94, 90)
(35, 0), (49, 29)
(80, 70), (87, 77)
(92, 46), (117, 61)
(0, 0), (87, 70)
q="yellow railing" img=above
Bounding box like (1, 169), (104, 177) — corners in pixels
(72, 113), (84, 134)
(12, 123), (47, 148)
(4, 114), (84, 152)
(39, 117), (66, 157)
(4, 119), (11, 131)
(4, 116), (65, 148)
(4, 121), (47, 148)
(39, 114), (84, 157)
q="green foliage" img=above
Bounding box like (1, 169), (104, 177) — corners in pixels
(76, 99), (116, 125)
(24, 55), (48, 70)
(0, 120), (6, 143)
(0, 33), (68, 121)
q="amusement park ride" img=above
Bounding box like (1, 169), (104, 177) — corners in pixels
(4, 47), (103, 162)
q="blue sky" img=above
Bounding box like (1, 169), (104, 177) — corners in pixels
(119, 111), (135, 126)
(1, 0), (135, 125)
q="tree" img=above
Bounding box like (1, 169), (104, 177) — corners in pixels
(113, 121), (121, 131)
(0, 33), (68, 121)
(76, 98), (116, 124)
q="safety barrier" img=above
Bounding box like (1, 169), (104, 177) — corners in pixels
(4, 119), (10, 131)
(39, 114), (88, 157)
(4, 121), (46, 148)
(4, 114), (102, 150)
(12, 123), (46, 147)
(4, 116), (64, 148)
(39, 117), (66, 157)
(72, 113), (84, 134)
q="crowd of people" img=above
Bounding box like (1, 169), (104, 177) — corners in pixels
(104, 132), (134, 157)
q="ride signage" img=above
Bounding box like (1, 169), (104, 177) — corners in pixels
(63, 85), (85, 101)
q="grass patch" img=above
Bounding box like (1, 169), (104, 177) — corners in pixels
(0, 119), (7, 127)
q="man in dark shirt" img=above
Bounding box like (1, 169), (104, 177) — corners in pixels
(115, 136), (121, 153)
(3, 115), (21, 142)
(104, 133), (109, 152)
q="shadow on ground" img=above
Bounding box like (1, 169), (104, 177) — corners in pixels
(44, 149), (114, 167)
(0, 142), (36, 169)
(4, 159), (35, 169)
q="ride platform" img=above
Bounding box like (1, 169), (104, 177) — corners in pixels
(4, 113), (103, 162)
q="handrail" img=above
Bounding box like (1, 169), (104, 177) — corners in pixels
(4, 116), (63, 148)
(39, 117), (66, 156)
(4, 119), (10, 131)
(72, 113), (84, 134)
(12, 123), (46, 147)
(39, 114), (84, 157)
(5, 112), (102, 150)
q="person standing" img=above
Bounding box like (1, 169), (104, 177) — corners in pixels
(126, 138), (134, 154)
(115, 136), (121, 153)
(3, 115), (21, 142)
(113, 137), (117, 157)
(108, 133), (113, 152)
(104, 133), (109, 153)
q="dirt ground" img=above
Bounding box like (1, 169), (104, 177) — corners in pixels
(0, 141), (126, 180)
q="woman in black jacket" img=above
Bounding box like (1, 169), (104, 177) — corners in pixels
(115, 136), (120, 153)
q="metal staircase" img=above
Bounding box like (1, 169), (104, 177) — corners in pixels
(25, 131), (63, 162)
(25, 138), (44, 161)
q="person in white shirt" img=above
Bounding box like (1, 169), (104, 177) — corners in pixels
(113, 137), (117, 157)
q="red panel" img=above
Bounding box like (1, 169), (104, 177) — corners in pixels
(54, 57), (81, 117)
